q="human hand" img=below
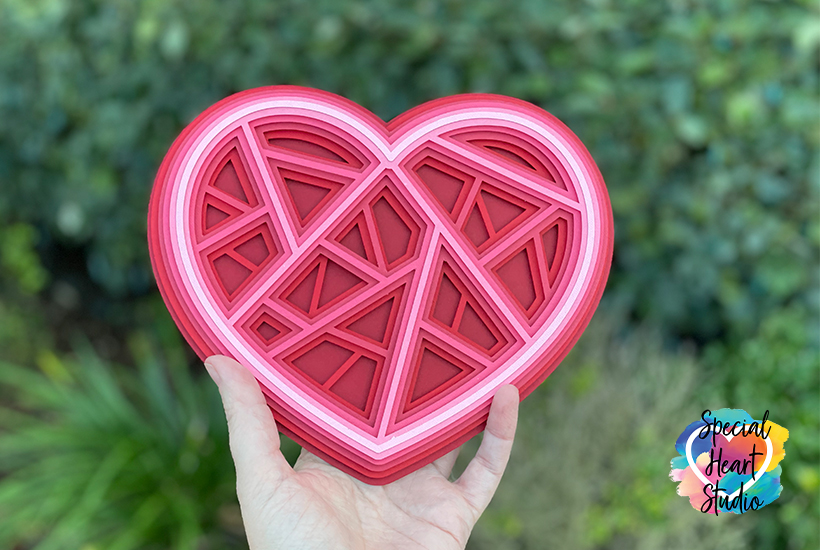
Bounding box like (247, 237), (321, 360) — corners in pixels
(204, 355), (519, 550)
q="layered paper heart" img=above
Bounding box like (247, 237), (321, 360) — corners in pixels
(148, 86), (613, 483)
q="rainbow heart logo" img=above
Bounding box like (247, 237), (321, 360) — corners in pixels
(670, 409), (789, 514)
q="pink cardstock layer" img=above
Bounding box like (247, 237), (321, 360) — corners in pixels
(148, 86), (613, 484)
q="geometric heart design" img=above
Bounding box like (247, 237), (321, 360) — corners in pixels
(148, 87), (613, 484)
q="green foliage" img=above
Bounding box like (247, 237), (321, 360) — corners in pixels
(0, 0), (817, 548)
(0, 221), (51, 362)
(1, 223), (49, 294)
(0, 334), (243, 550)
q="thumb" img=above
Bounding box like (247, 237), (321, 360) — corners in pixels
(205, 355), (291, 485)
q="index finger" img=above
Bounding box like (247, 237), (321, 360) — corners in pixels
(455, 384), (519, 515)
(205, 355), (292, 486)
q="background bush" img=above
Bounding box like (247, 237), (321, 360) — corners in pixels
(0, 0), (817, 548)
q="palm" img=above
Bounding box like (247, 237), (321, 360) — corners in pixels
(205, 355), (518, 550)
(255, 452), (477, 549)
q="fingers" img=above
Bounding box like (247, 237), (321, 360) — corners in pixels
(205, 355), (291, 485)
(430, 446), (461, 478)
(456, 384), (519, 515)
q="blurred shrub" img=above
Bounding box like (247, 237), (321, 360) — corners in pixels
(0, 0), (816, 343)
(0, 333), (244, 550)
(0, 222), (52, 363)
(1, 223), (49, 294)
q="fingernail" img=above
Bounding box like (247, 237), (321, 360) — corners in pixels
(204, 359), (221, 385)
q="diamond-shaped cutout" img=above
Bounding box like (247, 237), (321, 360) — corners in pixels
(243, 308), (292, 349)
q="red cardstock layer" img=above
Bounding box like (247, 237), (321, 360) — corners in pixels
(148, 86), (613, 484)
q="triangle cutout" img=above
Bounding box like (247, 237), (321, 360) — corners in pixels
(402, 340), (477, 414)
(328, 356), (381, 415)
(340, 224), (366, 258)
(318, 259), (365, 308)
(492, 239), (544, 319)
(347, 299), (394, 343)
(412, 158), (471, 219)
(208, 144), (258, 207)
(285, 178), (330, 221)
(201, 192), (243, 236)
(481, 189), (526, 233)
(339, 285), (405, 348)
(213, 159), (248, 203)
(463, 204), (490, 248)
(335, 212), (378, 265)
(205, 204), (230, 228)
(275, 165), (345, 228)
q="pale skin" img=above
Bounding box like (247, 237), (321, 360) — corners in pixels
(204, 355), (520, 550)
